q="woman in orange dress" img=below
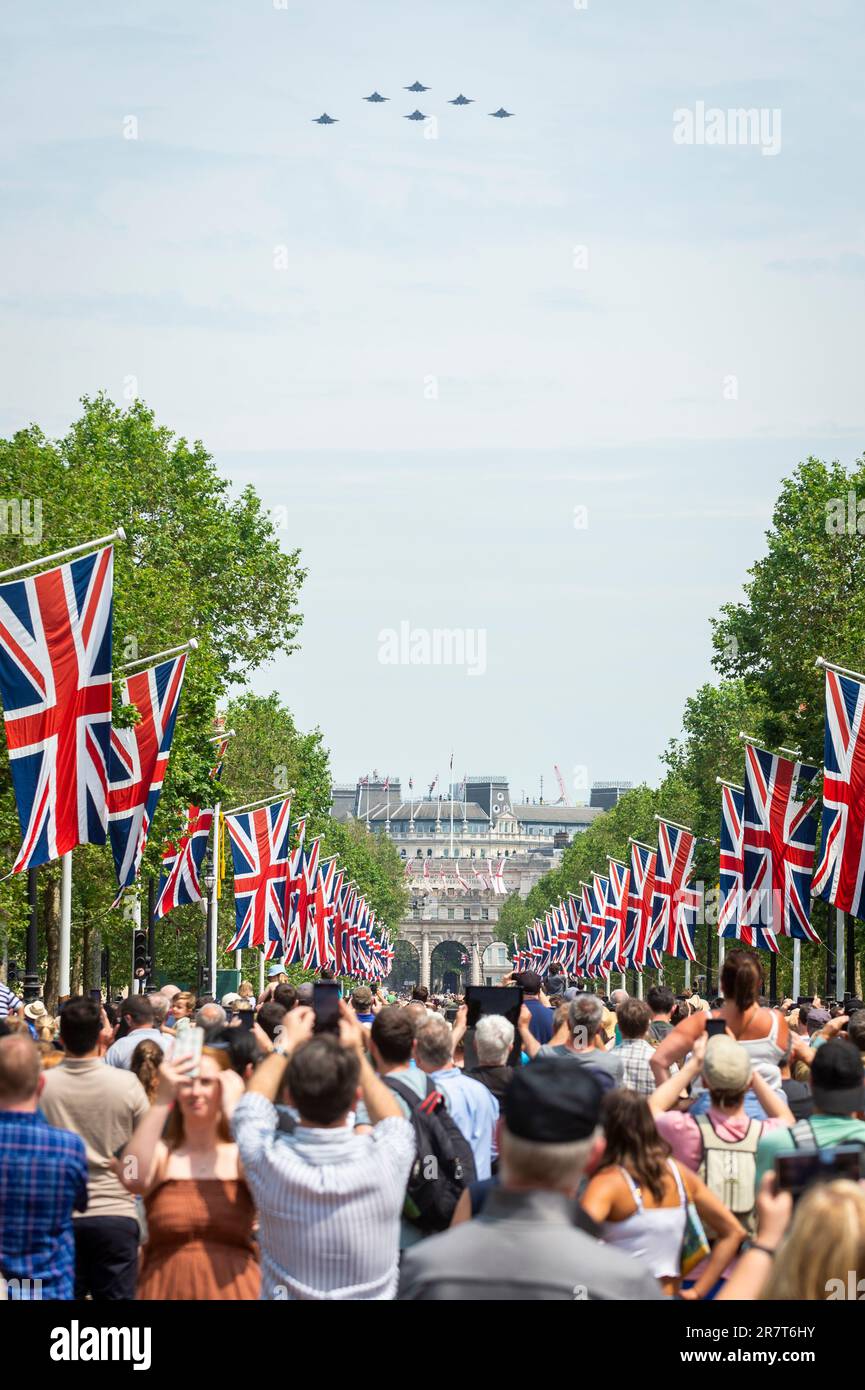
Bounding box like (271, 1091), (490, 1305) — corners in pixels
(121, 1044), (259, 1300)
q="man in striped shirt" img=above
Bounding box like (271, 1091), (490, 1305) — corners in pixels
(0, 980), (23, 1022)
(231, 1000), (414, 1301)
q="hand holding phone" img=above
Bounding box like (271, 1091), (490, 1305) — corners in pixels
(171, 1025), (205, 1076)
(313, 982), (340, 1034)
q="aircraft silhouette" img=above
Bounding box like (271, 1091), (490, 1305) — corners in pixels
(405, 80), (430, 92)
(489, 107), (514, 118)
(449, 94), (474, 105)
(312, 113), (338, 124)
(404, 109), (427, 121)
(364, 92), (389, 102)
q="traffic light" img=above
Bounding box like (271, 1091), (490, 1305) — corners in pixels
(7, 960), (20, 987)
(133, 930), (148, 982)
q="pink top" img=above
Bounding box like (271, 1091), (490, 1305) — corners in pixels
(656, 1108), (785, 1172)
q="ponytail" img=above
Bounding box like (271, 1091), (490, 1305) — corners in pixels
(720, 948), (763, 1012)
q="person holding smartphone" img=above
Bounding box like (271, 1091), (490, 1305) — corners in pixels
(651, 949), (792, 1118)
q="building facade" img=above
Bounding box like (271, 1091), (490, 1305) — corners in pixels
(332, 773), (606, 990)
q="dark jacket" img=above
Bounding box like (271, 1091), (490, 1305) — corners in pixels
(397, 1188), (664, 1301)
(467, 1064), (515, 1105)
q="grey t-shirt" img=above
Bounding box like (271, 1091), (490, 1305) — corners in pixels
(535, 1044), (624, 1087)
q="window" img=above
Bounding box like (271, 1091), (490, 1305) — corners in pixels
(427, 848), (432, 857)
(463, 909), (471, 921)
(412, 908), (421, 921)
(481, 908), (489, 921)
(447, 908), (455, 921)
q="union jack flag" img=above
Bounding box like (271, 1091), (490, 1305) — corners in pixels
(155, 805), (213, 917)
(304, 857), (338, 970)
(590, 873), (611, 976)
(225, 797), (292, 953)
(605, 859), (630, 971)
(107, 653), (187, 894)
(0, 545), (114, 871)
(719, 782), (778, 952)
(651, 819), (697, 961)
(742, 744), (819, 942)
(813, 668), (865, 921)
(626, 840), (658, 971)
(580, 882), (599, 977)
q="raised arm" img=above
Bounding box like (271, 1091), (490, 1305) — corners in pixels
(648, 1035), (705, 1116)
(650, 1013), (706, 1085)
(119, 1054), (196, 1194)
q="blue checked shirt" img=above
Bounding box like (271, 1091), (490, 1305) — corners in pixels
(0, 1111), (88, 1299)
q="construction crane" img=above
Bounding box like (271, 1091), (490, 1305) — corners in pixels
(553, 764), (569, 806)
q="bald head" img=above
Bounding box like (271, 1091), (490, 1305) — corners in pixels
(0, 1034), (42, 1109)
(610, 988), (629, 1010)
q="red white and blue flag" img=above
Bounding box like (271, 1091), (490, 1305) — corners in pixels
(626, 840), (658, 971)
(590, 873), (611, 976)
(742, 744), (819, 943)
(812, 668), (865, 921)
(604, 859), (629, 971)
(304, 857), (337, 970)
(0, 545), (114, 871)
(580, 882), (600, 977)
(155, 805), (213, 917)
(719, 782), (779, 953)
(225, 796), (292, 953)
(107, 653), (187, 894)
(651, 819), (697, 961)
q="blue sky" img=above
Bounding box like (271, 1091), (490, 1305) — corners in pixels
(2, 0), (864, 796)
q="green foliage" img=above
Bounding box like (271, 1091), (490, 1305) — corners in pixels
(0, 395), (306, 998)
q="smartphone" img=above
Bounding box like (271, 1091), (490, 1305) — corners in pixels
(89, 988), (102, 1003)
(797, 996), (814, 1009)
(776, 1144), (865, 1199)
(464, 985), (524, 1066)
(705, 1018), (728, 1038)
(172, 1025), (205, 1075)
(313, 982), (340, 1034)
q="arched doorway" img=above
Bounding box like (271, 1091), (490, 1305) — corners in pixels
(430, 940), (470, 995)
(387, 938), (420, 991)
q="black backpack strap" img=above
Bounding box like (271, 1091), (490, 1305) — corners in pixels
(383, 1074), (424, 1111)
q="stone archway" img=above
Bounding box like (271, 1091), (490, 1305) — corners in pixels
(387, 938), (420, 991)
(399, 922), (497, 990)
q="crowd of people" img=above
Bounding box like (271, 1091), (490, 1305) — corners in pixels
(1, 949), (864, 1301)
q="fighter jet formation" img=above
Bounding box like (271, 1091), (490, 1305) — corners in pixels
(312, 81), (513, 125)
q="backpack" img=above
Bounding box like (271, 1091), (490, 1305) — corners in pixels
(696, 1114), (762, 1236)
(385, 1075), (477, 1233)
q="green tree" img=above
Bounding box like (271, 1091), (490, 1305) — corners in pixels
(0, 396), (307, 1005)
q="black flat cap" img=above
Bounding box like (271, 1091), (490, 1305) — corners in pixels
(503, 1057), (604, 1142)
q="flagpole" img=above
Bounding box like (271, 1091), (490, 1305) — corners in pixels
(223, 791), (293, 817)
(836, 909), (846, 1000)
(815, 655), (865, 683)
(449, 755), (455, 859)
(0, 526), (126, 582)
(258, 948), (265, 997)
(131, 890), (141, 995)
(117, 637), (198, 674)
(59, 851), (72, 1001)
(208, 806), (220, 996)
(792, 938), (802, 1000)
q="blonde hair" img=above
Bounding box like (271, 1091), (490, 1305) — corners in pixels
(763, 1180), (865, 1300)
